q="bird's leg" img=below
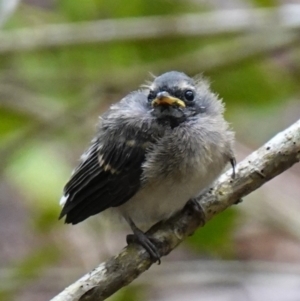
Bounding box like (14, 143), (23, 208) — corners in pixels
(126, 217), (161, 264)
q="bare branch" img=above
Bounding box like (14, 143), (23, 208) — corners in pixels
(1, 5), (300, 53)
(50, 119), (300, 301)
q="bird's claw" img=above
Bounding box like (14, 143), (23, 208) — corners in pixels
(126, 232), (161, 264)
(185, 198), (206, 226)
(230, 157), (236, 179)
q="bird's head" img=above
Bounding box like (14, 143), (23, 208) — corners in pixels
(147, 71), (221, 127)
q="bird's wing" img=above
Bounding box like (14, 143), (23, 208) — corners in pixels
(59, 91), (156, 225)
(59, 134), (148, 224)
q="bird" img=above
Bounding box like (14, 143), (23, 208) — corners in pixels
(59, 71), (235, 263)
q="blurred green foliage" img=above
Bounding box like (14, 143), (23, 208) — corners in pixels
(0, 246), (60, 301)
(6, 142), (70, 231)
(186, 208), (237, 257)
(0, 109), (31, 139)
(251, 0), (277, 7)
(107, 285), (146, 301)
(0, 0), (299, 300)
(11, 246), (60, 282)
(58, 0), (200, 21)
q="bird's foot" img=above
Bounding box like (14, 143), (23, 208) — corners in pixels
(185, 198), (206, 226)
(234, 198), (243, 205)
(230, 157), (237, 179)
(126, 230), (161, 264)
(126, 217), (161, 264)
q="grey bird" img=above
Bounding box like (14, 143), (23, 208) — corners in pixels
(59, 71), (235, 263)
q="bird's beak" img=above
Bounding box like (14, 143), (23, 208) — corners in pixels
(152, 91), (186, 108)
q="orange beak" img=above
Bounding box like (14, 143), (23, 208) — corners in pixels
(152, 91), (186, 108)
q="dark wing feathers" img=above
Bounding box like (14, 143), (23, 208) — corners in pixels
(59, 91), (159, 224)
(63, 144), (99, 195)
(59, 136), (147, 224)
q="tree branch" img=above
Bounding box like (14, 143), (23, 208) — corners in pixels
(1, 5), (300, 53)
(50, 119), (300, 301)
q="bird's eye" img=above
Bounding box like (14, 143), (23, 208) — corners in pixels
(148, 90), (156, 102)
(184, 90), (195, 102)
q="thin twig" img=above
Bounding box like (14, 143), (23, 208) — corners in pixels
(50, 119), (300, 301)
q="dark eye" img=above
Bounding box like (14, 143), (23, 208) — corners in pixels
(184, 90), (194, 102)
(148, 90), (156, 102)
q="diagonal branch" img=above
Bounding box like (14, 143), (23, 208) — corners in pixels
(50, 119), (300, 301)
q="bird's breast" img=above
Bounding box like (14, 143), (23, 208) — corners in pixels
(117, 121), (230, 229)
(118, 148), (227, 230)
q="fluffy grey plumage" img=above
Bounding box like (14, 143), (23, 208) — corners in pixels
(59, 71), (235, 261)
